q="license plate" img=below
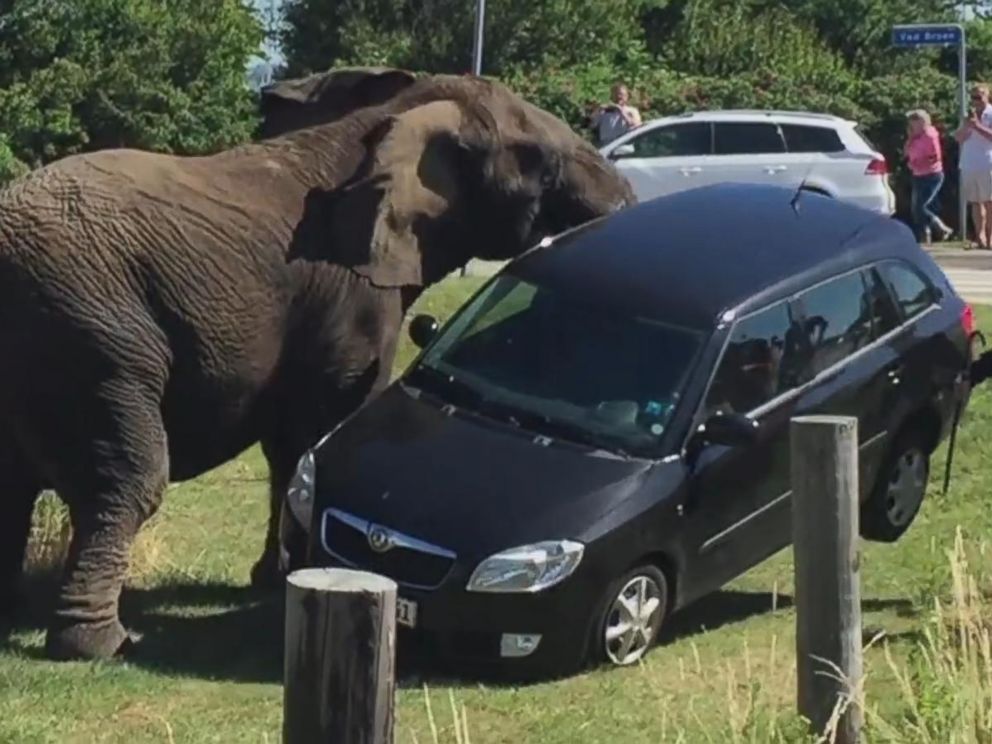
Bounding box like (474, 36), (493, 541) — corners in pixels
(397, 597), (418, 628)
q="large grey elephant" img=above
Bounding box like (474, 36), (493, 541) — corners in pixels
(0, 69), (635, 660)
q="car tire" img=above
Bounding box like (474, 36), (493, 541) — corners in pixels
(591, 564), (669, 668)
(861, 428), (930, 543)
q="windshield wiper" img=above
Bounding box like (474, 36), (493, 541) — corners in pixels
(499, 406), (633, 458)
(408, 366), (632, 458)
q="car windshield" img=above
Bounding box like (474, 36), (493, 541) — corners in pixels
(408, 274), (704, 456)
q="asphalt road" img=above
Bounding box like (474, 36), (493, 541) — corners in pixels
(926, 246), (992, 305)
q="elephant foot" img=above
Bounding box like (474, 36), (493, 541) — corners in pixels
(44, 617), (132, 661)
(249, 549), (285, 591)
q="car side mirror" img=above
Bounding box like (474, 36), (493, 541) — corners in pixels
(610, 143), (636, 159)
(697, 411), (760, 448)
(409, 314), (439, 349)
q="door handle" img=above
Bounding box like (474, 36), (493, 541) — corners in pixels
(679, 167), (702, 176)
(763, 165), (788, 174)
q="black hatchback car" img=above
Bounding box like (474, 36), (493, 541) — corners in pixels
(279, 183), (975, 678)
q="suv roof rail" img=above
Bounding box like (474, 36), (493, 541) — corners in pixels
(657, 109), (851, 123)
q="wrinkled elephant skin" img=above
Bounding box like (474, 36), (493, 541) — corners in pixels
(0, 71), (635, 661)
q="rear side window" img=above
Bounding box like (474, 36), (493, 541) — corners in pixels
(704, 301), (800, 416)
(625, 122), (711, 158)
(713, 122), (785, 155)
(781, 124), (845, 153)
(792, 272), (874, 377)
(878, 261), (936, 320)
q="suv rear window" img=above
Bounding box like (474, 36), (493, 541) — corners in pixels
(781, 124), (845, 153)
(713, 122), (785, 155)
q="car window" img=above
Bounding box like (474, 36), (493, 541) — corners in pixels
(878, 260), (936, 320)
(624, 122), (711, 158)
(713, 122), (785, 155)
(780, 124), (845, 153)
(862, 267), (904, 337)
(704, 301), (802, 416)
(792, 272), (875, 378)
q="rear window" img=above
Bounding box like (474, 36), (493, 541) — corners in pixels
(781, 124), (845, 153)
(853, 124), (878, 151)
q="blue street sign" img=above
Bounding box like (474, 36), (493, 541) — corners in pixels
(892, 24), (963, 47)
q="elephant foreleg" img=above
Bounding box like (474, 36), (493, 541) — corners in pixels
(250, 443), (296, 589)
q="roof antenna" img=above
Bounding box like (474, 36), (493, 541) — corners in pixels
(790, 163), (816, 214)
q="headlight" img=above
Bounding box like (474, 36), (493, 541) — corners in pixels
(286, 450), (316, 531)
(466, 540), (584, 593)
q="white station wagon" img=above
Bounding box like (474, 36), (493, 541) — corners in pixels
(599, 110), (896, 215)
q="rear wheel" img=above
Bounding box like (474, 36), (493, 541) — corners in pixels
(861, 429), (929, 542)
(593, 565), (668, 667)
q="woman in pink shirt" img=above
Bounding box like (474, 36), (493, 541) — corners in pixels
(904, 109), (953, 243)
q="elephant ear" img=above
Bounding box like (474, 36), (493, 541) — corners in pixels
(259, 66), (418, 138)
(327, 100), (483, 288)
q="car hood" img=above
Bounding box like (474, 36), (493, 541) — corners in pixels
(311, 384), (656, 559)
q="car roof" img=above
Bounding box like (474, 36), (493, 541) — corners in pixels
(511, 183), (930, 329)
(639, 110), (855, 127)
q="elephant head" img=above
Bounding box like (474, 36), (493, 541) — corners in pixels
(259, 66), (419, 138)
(283, 71), (636, 288)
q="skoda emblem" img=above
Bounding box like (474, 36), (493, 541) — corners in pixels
(367, 525), (393, 553)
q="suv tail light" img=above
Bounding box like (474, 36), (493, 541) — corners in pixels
(865, 156), (889, 176)
(962, 303), (976, 337)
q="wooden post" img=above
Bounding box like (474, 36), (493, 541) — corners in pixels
(284, 568), (398, 744)
(790, 415), (863, 744)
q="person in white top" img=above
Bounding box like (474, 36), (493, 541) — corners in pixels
(955, 83), (992, 249)
(589, 83), (642, 146)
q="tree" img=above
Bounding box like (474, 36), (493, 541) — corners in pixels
(281, 0), (650, 79)
(0, 0), (263, 179)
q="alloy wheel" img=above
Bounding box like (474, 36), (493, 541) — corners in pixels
(603, 574), (663, 666)
(885, 447), (927, 527)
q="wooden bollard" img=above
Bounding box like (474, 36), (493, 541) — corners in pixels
(283, 568), (398, 744)
(790, 415), (863, 744)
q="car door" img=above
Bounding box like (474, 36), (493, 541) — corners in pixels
(711, 121), (792, 188)
(787, 268), (902, 496)
(607, 121), (714, 202)
(871, 259), (950, 436)
(680, 298), (806, 596)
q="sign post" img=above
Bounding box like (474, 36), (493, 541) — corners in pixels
(892, 23), (967, 241)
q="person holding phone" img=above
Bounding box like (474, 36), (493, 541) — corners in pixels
(589, 83), (642, 146)
(955, 84), (992, 249)
(904, 109), (953, 244)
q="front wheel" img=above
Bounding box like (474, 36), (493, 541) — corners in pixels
(593, 565), (668, 667)
(861, 429), (930, 542)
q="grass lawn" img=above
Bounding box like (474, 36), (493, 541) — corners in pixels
(1, 275), (991, 743)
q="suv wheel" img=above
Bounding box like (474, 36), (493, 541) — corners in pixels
(861, 429), (929, 542)
(594, 565), (668, 667)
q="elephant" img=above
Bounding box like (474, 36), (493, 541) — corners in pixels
(0, 69), (635, 661)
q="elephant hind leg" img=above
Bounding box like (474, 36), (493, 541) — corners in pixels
(35, 386), (170, 661)
(0, 449), (41, 619)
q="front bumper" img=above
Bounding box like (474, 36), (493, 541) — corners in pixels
(283, 516), (601, 678)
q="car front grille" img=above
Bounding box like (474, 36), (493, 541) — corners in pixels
(320, 508), (456, 590)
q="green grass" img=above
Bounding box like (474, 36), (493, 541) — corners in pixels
(2, 278), (991, 743)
